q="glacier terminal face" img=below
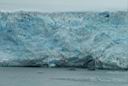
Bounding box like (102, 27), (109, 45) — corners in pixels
(0, 11), (128, 70)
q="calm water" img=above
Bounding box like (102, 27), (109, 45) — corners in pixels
(0, 67), (128, 86)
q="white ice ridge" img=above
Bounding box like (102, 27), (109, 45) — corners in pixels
(0, 11), (128, 70)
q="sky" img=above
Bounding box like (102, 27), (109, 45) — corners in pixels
(0, 0), (127, 12)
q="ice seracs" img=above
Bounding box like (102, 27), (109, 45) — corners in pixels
(0, 11), (127, 70)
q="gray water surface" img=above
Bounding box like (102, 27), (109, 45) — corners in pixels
(0, 67), (128, 86)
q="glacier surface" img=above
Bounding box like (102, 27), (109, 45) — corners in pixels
(0, 11), (128, 70)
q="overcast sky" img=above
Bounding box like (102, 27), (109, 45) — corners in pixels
(0, 0), (127, 12)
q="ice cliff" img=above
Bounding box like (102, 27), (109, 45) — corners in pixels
(0, 11), (128, 70)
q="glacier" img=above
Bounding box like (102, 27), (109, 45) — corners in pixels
(0, 11), (128, 70)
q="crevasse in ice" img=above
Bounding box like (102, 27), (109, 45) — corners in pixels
(0, 11), (128, 69)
